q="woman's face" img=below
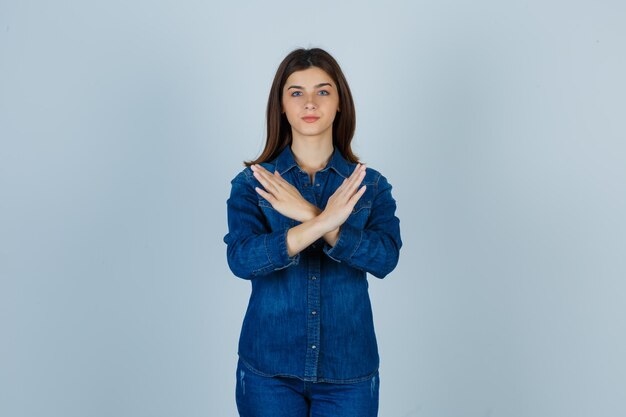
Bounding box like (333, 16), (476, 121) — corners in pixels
(281, 66), (340, 142)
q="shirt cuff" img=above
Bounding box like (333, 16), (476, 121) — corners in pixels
(266, 227), (300, 270)
(323, 223), (363, 263)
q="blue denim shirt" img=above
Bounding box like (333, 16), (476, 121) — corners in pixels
(224, 146), (402, 383)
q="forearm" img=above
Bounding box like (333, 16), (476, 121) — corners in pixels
(225, 229), (300, 279)
(323, 223), (401, 278)
(286, 216), (334, 257)
(300, 206), (340, 249)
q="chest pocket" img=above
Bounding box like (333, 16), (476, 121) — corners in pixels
(258, 198), (296, 232)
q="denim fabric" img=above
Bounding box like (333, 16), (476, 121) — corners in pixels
(235, 357), (379, 417)
(224, 146), (402, 383)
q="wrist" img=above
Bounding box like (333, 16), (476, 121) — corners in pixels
(302, 204), (322, 222)
(312, 211), (335, 235)
(323, 225), (340, 247)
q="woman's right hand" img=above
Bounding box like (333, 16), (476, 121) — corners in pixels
(317, 163), (367, 233)
(251, 164), (320, 223)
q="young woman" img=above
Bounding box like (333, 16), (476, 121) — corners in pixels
(224, 47), (402, 417)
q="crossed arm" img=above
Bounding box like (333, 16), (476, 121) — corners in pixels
(250, 163), (367, 257)
(225, 163), (401, 279)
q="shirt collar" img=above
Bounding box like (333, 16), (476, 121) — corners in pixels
(274, 145), (352, 178)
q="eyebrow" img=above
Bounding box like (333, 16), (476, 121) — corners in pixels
(287, 82), (334, 90)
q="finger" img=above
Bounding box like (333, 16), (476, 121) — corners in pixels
(338, 175), (365, 206)
(340, 165), (361, 187)
(253, 169), (280, 193)
(351, 163), (366, 177)
(346, 163), (366, 188)
(254, 164), (282, 183)
(272, 170), (289, 188)
(347, 185), (367, 207)
(253, 165), (291, 194)
(254, 186), (276, 204)
(335, 177), (349, 194)
(251, 164), (270, 174)
(344, 166), (366, 195)
(347, 163), (361, 181)
(251, 164), (275, 179)
(256, 166), (286, 189)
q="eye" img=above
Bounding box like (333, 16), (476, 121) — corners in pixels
(290, 91), (302, 97)
(318, 90), (330, 96)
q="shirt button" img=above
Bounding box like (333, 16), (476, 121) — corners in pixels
(315, 183), (320, 187)
(311, 345), (317, 349)
(311, 310), (317, 315)
(311, 276), (317, 280)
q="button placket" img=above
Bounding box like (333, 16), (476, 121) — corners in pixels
(304, 253), (321, 380)
(297, 167), (323, 381)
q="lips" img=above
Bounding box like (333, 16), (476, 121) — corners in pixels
(302, 116), (320, 123)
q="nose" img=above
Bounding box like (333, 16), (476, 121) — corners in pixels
(304, 94), (317, 110)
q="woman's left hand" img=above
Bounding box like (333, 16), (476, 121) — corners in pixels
(251, 164), (320, 223)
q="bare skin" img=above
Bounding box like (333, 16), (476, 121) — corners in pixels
(251, 67), (367, 257)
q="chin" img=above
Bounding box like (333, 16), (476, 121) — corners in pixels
(299, 123), (331, 134)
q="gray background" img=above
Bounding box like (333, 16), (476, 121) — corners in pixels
(1, 1), (625, 416)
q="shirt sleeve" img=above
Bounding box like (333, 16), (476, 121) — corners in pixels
(223, 170), (300, 279)
(323, 172), (402, 278)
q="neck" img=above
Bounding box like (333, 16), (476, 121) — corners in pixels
(290, 136), (334, 174)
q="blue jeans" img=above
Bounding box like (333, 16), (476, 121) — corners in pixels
(235, 358), (379, 417)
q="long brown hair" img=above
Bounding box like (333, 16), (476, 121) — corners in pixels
(244, 47), (358, 166)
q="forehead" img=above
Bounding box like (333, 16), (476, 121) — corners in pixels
(284, 67), (335, 88)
